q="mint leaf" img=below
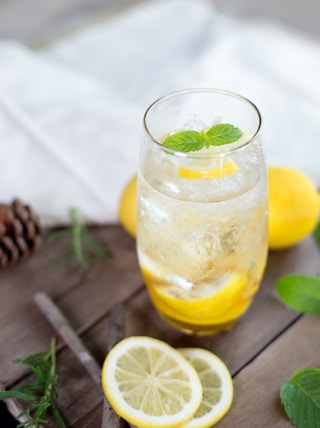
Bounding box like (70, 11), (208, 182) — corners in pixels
(162, 130), (207, 152)
(162, 123), (242, 152)
(275, 275), (320, 315)
(206, 123), (243, 146)
(314, 221), (320, 246)
(280, 368), (320, 428)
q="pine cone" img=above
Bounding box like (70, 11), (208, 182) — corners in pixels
(0, 199), (42, 268)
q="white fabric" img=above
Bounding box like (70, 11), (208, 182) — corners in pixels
(0, 0), (319, 226)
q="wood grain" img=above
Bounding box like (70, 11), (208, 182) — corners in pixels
(0, 226), (143, 383)
(0, 226), (319, 427)
(218, 314), (320, 427)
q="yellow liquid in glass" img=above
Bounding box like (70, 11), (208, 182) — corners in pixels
(137, 144), (268, 335)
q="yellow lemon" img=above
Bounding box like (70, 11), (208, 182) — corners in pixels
(118, 175), (137, 237)
(268, 167), (320, 249)
(142, 267), (248, 326)
(178, 348), (233, 428)
(179, 160), (238, 180)
(101, 336), (202, 428)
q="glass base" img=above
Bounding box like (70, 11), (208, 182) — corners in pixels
(158, 311), (239, 336)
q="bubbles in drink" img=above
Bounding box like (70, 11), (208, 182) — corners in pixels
(138, 98), (267, 333)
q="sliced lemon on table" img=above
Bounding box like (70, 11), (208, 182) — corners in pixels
(101, 336), (202, 428)
(179, 160), (238, 180)
(178, 348), (233, 428)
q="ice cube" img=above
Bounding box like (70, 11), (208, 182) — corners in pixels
(183, 114), (206, 132)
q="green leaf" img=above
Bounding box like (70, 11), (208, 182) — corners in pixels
(0, 391), (38, 401)
(275, 274), (320, 315)
(162, 130), (207, 152)
(51, 402), (67, 428)
(280, 368), (320, 428)
(47, 207), (112, 268)
(47, 229), (72, 242)
(206, 123), (243, 146)
(162, 123), (242, 152)
(82, 234), (111, 258)
(0, 338), (66, 428)
(314, 221), (320, 245)
(14, 351), (49, 366)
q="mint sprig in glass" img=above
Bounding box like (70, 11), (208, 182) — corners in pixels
(162, 123), (243, 152)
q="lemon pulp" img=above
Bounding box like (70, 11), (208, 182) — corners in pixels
(101, 336), (202, 428)
(179, 348), (233, 428)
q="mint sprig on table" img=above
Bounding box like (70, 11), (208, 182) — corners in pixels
(275, 263), (320, 428)
(0, 338), (66, 428)
(48, 207), (111, 267)
(162, 123), (243, 152)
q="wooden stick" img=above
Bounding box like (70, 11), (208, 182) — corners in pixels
(33, 292), (129, 428)
(34, 292), (101, 385)
(107, 302), (126, 353)
(102, 303), (127, 428)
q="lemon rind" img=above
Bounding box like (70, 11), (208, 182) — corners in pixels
(178, 347), (234, 428)
(102, 336), (203, 428)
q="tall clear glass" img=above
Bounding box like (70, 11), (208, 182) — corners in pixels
(137, 89), (268, 335)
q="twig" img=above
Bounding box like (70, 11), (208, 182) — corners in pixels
(33, 292), (130, 428)
(34, 292), (101, 385)
(107, 303), (126, 353)
(102, 304), (127, 428)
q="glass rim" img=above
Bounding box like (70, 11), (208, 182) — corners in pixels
(143, 88), (262, 158)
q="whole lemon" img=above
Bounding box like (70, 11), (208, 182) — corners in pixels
(118, 175), (137, 237)
(268, 166), (319, 250)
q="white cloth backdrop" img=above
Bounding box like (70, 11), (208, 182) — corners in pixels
(0, 0), (319, 226)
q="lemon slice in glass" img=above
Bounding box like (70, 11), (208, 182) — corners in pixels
(178, 348), (233, 427)
(143, 267), (248, 325)
(178, 160), (238, 180)
(101, 336), (202, 428)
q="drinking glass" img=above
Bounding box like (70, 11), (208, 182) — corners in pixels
(136, 88), (268, 335)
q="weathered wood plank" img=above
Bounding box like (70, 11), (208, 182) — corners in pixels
(218, 313), (320, 427)
(0, 226), (141, 326)
(1, 229), (319, 427)
(0, 226), (143, 381)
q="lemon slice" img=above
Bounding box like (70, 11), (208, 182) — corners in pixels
(101, 336), (202, 428)
(142, 267), (247, 325)
(179, 160), (238, 180)
(178, 348), (233, 427)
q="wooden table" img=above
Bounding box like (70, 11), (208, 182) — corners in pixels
(0, 225), (319, 427)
